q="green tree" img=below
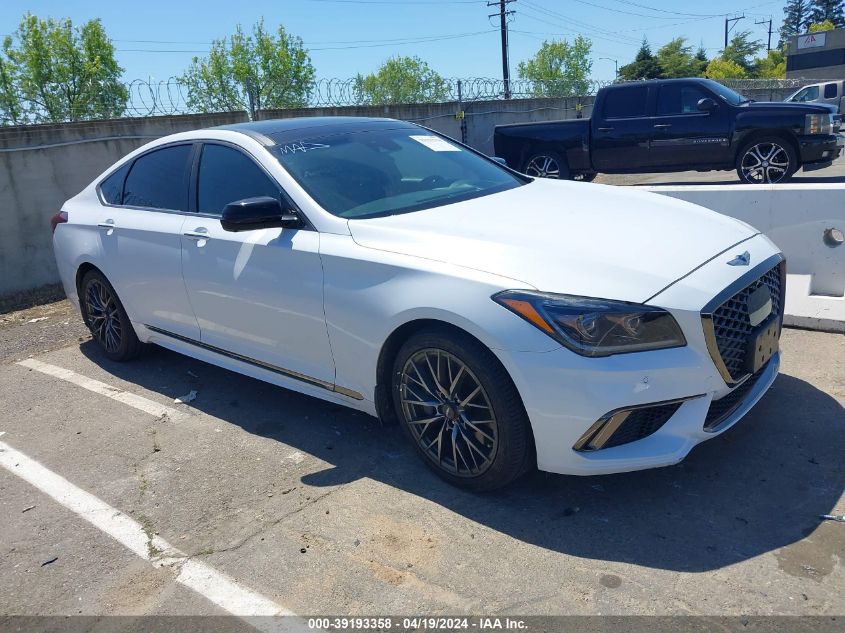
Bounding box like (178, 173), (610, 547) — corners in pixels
(808, 19), (837, 30)
(693, 45), (710, 76)
(181, 19), (315, 116)
(705, 58), (748, 79)
(810, 0), (844, 27)
(721, 31), (763, 74)
(655, 37), (699, 78)
(2, 14), (126, 124)
(516, 36), (593, 96)
(755, 48), (787, 78)
(780, 0), (813, 43)
(353, 56), (448, 105)
(0, 37), (21, 124)
(618, 39), (661, 80)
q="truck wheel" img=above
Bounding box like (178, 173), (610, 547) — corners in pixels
(736, 137), (797, 184)
(523, 152), (570, 180)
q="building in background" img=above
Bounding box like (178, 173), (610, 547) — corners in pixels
(787, 28), (845, 79)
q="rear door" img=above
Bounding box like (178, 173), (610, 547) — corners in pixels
(649, 83), (732, 167)
(95, 143), (200, 340)
(591, 84), (653, 171)
(179, 141), (335, 386)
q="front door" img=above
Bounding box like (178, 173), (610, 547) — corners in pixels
(649, 83), (731, 168)
(591, 84), (653, 171)
(179, 142), (335, 386)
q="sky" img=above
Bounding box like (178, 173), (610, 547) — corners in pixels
(2, 0), (786, 84)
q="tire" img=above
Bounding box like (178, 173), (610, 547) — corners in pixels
(523, 151), (570, 180)
(736, 136), (797, 184)
(79, 269), (144, 361)
(391, 327), (533, 491)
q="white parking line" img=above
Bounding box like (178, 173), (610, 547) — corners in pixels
(0, 435), (302, 631)
(16, 358), (187, 420)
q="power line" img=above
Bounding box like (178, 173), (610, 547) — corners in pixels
(607, 0), (721, 18)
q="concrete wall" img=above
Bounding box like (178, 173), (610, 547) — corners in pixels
(650, 184), (845, 332)
(0, 112), (247, 296)
(0, 97), (591, 296)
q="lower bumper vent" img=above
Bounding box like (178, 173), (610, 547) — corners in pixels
(574, 400), (684, 452)
(703, 363), (768, 432)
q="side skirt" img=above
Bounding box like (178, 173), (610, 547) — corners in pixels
(143, 324), (366, 403)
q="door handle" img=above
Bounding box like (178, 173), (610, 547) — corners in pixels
(183, 228), (209, 241)
(653, 123), (672, 128)
(97, 220), (115, 229)
(597, 127), (614, 132)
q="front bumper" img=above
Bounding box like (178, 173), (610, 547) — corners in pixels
(496, 234), (784, 476)
(798, 133), (842, 168)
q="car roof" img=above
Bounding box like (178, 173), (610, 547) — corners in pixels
(213, 116), (417, 145)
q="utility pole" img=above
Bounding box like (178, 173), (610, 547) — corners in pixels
(488, 0), (516, 99)
(755, 17), (773, 51)
(724, 14), (745, 48)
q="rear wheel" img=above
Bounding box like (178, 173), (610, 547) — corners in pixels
(523, 151), (570, 180)
(736, 137), (797, 184)
(80, 270), (144, 361)
(391, 327), (533, 491)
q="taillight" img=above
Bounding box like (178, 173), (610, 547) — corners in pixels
(50, 211), (68, 234)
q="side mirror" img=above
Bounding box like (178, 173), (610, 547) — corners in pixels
(221, 196), (300, 232)
(697, 98), (717, 113)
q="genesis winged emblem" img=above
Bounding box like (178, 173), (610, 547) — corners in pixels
(727, 251), (751, 266)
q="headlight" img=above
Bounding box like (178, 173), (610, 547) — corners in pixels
(493, 290), (686, 357)
(805, 113), (832, 135)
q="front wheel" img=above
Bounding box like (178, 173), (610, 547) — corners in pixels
(391, 327), (533, 491)
(736, 137), (797, 184)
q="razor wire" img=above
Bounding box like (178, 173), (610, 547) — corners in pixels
(2, 77), (829, 125)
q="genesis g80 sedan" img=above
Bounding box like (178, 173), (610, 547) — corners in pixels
(52, 117), (784, 490)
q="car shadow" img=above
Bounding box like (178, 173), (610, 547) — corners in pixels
(79, 340), (845, 573)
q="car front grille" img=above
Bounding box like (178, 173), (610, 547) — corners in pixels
(703, 364), (767, 431)
(704, 261), (784, 383)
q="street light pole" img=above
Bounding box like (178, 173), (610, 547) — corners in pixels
(599, 57), (618, 79)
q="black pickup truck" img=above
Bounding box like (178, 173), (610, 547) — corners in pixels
(494, 78), (843, 184)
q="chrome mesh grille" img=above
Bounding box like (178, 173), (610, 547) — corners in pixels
(710, 264), (783, 381)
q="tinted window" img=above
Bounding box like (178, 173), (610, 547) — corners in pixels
(197, 144), (280, 215)
(656, 85), (709, 115)
(824, 83), (837, 99)
(793, 86), (819, 102)
(123, 145), (191, 211)
(602, 87), (648, 118)
(273, 128), (524, 219)
(100, 163), (130, 204)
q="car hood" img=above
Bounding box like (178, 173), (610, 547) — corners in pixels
(745, 100), (837, 114)
(347, 179), (757, 304)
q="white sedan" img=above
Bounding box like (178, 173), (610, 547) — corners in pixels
(51, 117), (784, 490)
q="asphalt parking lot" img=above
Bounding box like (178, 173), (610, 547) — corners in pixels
(1, 299), (843, 623)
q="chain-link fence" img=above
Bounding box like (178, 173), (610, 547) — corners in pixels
(3, 77), (832, 125)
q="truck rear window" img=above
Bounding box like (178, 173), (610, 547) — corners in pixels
(603, 86), (648, 119)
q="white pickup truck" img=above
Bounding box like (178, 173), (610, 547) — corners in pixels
(785, 80), (844, 114)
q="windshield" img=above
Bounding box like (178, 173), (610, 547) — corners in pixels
(271, 127), (525, 219)
(703, 79), (751, 105)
